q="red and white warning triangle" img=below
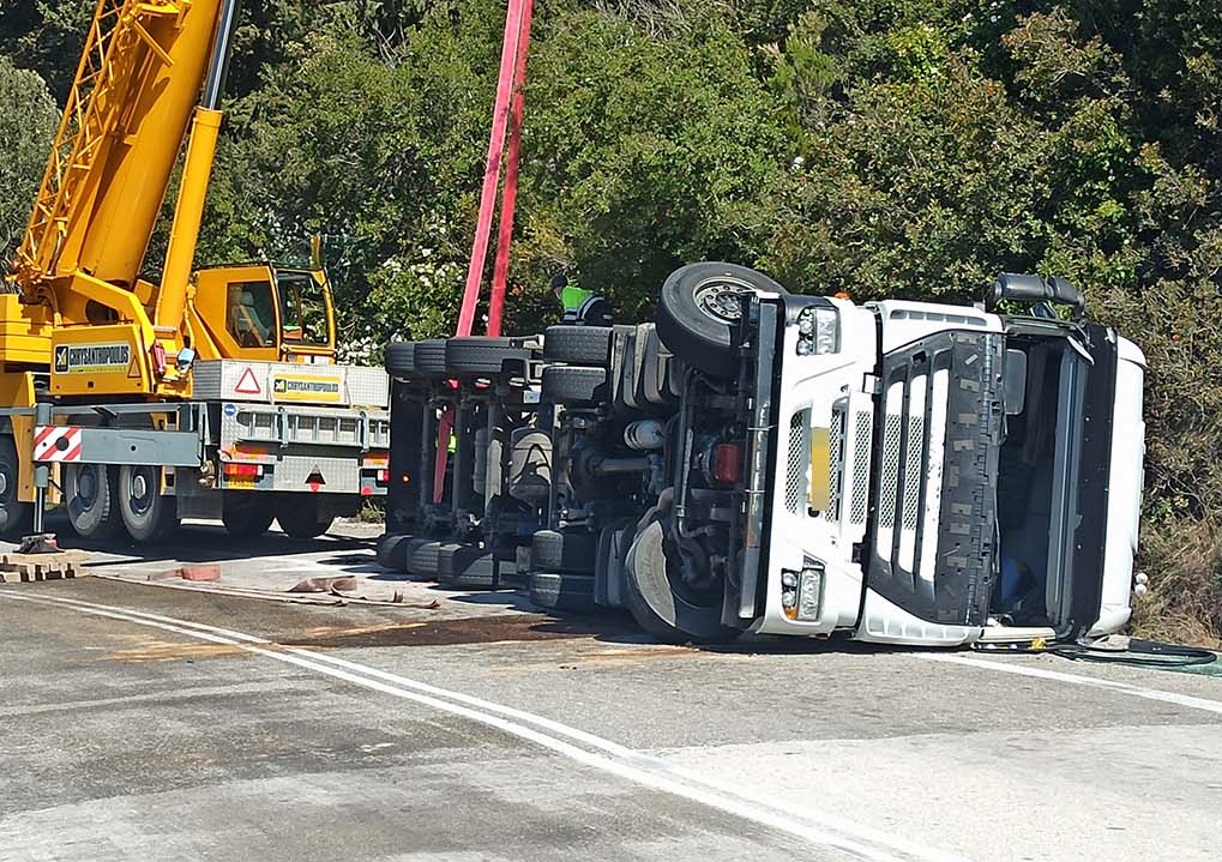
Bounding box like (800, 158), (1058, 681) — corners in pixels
(234, 367), (262, 395)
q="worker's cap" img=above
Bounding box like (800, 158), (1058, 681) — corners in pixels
(550, 274), (568, 291)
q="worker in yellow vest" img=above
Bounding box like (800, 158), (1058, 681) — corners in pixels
(551, 273), (613, 326)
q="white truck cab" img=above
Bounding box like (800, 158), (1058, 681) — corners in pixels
(739, 277), (1145, 646)
(601, 264), (1146, 646)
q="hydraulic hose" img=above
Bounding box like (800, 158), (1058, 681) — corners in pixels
(972, 636), (1217, 669)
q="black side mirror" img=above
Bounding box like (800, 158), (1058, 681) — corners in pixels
(986, 272), (1085, 321)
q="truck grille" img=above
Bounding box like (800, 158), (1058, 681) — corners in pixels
(828, 404), (847, 521)
(785, 409), (810, 514)
(878, 414), (902, 529)
(850, 411), (872, 525)
(877, 412), (927, 531)
(902, 417), (925, 530)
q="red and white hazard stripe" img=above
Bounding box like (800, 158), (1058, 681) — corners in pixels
(33, 425), (83, 462)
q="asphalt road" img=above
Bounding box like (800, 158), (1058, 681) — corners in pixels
(1, 527), (1220, 862)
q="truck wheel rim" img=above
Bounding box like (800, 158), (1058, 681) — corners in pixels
(694, 278), (753, 323)
(128, 468), (155, 517)
(77, 466), (99, 507)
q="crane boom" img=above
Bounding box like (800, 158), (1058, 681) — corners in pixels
(14, 0), (223, 291)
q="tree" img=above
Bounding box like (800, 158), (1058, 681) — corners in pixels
(0, 0), (91, 101)
(0, 57), (58, 268)
(514, 4), (792, 323)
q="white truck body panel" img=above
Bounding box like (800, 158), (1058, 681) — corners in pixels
(1090, 336), (1146, 636)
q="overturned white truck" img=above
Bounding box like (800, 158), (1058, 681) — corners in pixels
(380, 264), (1146, 646)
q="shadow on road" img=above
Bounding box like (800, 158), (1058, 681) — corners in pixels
(41, 517), (375, 570)
(28, 518), (925, 657)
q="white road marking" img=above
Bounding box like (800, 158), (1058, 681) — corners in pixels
(916, 653), (1222, 715)
(0, 591), (960, 862)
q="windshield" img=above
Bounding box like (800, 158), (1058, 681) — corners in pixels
(277, 272), (330, 347)
(227, 280), (276, 348)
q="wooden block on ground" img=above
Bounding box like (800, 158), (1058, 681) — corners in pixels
(0, 550), (92, 583)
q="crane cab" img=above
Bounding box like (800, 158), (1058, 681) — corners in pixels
(193, 264), (337, 365)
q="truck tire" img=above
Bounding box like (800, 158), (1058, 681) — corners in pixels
(275, 495), (334, 539)
(438, 544), (503, 589)
(117, 464), (180, 543)
(413, 340), (449, 375)
(445, 337), (529, 376)
(222, 492), (275, 538)
(376, 533), (413, 571)
(528, 571), (597, 613)
(0, 437), (33, 539)
(543, 326), (612, 365)
(64, 463), (125, 540)
(406, 538), (449, 576)
(657, 262), (788, 378)
(385, 342), (417, 377)
(541, 366), (608, 406)
(624, 518), (739, 644)
(531, 528), (597, 574)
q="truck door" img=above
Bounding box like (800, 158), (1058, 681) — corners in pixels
(1028, 322), (1119, 642)
(860, 329), (1005, 636)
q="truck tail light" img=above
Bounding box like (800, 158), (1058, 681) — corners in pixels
(712, 443), (742, 485)
(223, 462), (262, 479)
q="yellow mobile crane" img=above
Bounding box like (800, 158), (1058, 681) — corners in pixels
(0, 0), (390, 542)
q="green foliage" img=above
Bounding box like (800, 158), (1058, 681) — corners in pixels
(517, 4), (790, 322)
(0, 0), (91, 101)
(0, 56), (57, 267)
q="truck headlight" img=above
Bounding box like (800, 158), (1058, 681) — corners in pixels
(796, 306), (839, 355)
(780, 560), (824, 621)
(798, 563), (824, 620)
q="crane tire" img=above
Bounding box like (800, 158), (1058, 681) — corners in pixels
(117, 464), (180, 543)
(222, 492), (275, 538)
(64, 463), (125, 540)
(0, 437), (32, 539)
(274, 495), (334, 540)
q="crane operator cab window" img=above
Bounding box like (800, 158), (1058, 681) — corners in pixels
(277, 272), (330, 346)
(227, 281), (276, 348)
